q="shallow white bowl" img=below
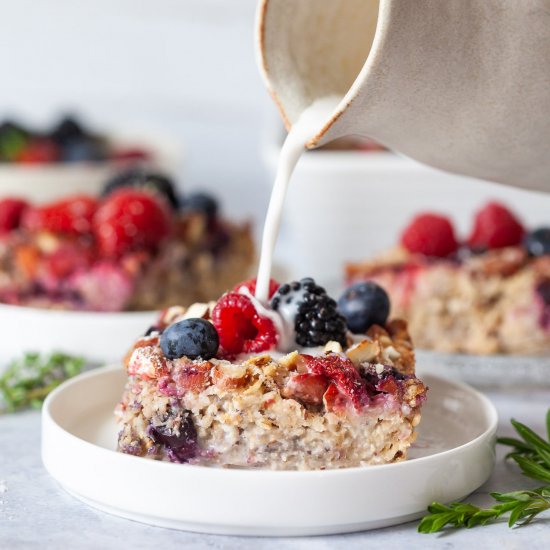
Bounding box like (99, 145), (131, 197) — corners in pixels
(0, 130), (182, 203)
(42, 365), (497, 536)
(0, 304), (156, 367)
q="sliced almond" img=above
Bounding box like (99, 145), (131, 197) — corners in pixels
(346, 339), (381, 366)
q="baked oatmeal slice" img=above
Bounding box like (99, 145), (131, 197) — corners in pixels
(346, 202), (550, 355)
(116, 277), (426, 470)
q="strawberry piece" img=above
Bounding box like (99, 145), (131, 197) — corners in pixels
(42, 242), (93, 279)
(401, 213), (458, 257)
(467, 201), (525, 249)
(284, 373), (329, 405)
(16, 138), (60, 164)
(68, 261), (134, 311)
(173, 361), (212, 394)
(211, 292), (278, 357)
(93, 189), (172, 257)
(0, 198), (29, 234)
(322, 382), (352, 414)
(22, 195), (98, 236)
(233, 278), (280, 299)
(300, 354), (368, 410)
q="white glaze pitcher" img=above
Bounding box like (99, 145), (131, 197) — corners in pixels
(256, 0), (550, 191)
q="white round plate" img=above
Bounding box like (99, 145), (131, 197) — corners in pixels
(0, 304), (156, 368)
(416, 350), (550, 388)
(42, 365), (497, 536)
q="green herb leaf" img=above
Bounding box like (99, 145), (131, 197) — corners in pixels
(0, 352), (85, 413)
(419, 409), (550, 534)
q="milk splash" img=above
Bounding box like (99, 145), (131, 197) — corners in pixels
(255, 96), (342, 302)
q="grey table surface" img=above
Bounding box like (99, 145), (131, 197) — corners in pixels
(1, 385), (549, 550)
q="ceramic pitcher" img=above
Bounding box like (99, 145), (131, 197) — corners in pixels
(256, 0), (550, 192)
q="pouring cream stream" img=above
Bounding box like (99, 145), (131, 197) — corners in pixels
(255, 95), (341, 302)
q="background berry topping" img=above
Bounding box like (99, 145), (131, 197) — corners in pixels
(0, 198), (28, 234)
(212, 292), (278, 357)
(524, 227), (550, 257)
(401, 213), (458, 257)
(467, 201), (525, 249)
(102, 168), (180, 210)
(22, 195), (98, 236)
(271, 278), (347, 347)
(93, 189), (173, 257)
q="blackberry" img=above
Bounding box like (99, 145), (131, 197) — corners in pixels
(102, 168), (179, 209)
(271, 277), (347, 347)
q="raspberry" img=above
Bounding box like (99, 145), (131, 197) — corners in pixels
(211, 292), (278, 357)
(233, 277), (280, 299)
(0, 198), (29, 234)
(300, 354), (368, 410)
(468, 201), (525, 249)
(401, 213), (458, 257)
(93, 189), (172, 257)
(22, 195), (98, 236)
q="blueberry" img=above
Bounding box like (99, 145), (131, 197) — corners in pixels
(338, 281), (390, 334)
(61, 136), (106, 162)
(181, 192), (218, 218)
(160, 318), (219, 360)
(102, 168), (179, 209)
(149, 410), (197, 463)
(50, 115), (86, 146)
(524, 228), (550, 257)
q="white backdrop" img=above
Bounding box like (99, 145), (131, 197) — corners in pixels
(0, 0), (274, 224)
(1, 0), (550, 275)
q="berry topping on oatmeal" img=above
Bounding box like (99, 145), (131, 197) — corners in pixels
(102, 168), (179, 210)
(271, 277), (347, 347)
(401, 213), (458, 257)
(181, 192), (218, 219)
(160, 318), (219, 360)
(338, 281), (390, 334)
(0, 198), (28, 234)
(467, 201), (525, 249)
(300, 354), (368, 410)
(93, 189), (173, 257)
(23, 195), (98, 236)
(524, 227), (550, 257)
(212, 292), (278, 356)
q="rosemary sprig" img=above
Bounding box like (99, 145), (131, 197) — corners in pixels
(418, 409), (550, 533)
(0, 352), (84, 413)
